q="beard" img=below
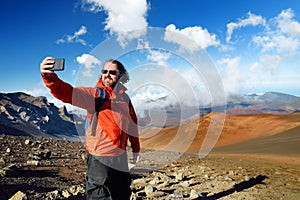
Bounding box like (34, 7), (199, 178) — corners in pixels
(102, 76), (117, 88)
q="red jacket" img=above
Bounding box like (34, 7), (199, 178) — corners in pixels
(42, 73), (140, 156)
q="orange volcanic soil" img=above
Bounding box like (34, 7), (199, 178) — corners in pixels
(140, 112), (300, 164)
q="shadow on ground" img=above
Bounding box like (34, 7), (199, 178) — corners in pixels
(197, 175), (268, 199)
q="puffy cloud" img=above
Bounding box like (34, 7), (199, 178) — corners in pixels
(218, 57), (247, 95)
(253, 9), (300, 55)
(276, 8), (300, 38)
(23, 81), (50, 98)
(252, 35), (275, 52)
(76, 53), (102, 77)
(146, 50), (171, 66)
(56, 26), (88, 46)
(81, 0), (149, 47)
(131, 86), (170, 118)
(250, 55), (282, 72)
(164, 24), (220, 51)
(226, 12), (266, 43)
(228, 8), (299, 98)
(137, 39), (171, 66)
(253, 32), (300, 54)
(127, 63), (208, 118)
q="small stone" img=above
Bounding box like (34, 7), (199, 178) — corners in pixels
(204, 174), (210, 179)
(0, 157), (5, 167)
(62, 190), (71, 198)
(169, 191), (183, 198)
(175, 172), (185, 181)
(244, 175), (250, 181)
(190, 189), (204, 199)
(180, 180), (190, 187)
(81, 153), (87, 160)
(228, 170), (234, 176)
(145, 184), (154, 196)
(9, 191), (28, 200)
(27, 160), (39, 166)
(149, 176), (160, 185)
(24, 139), (31, 145)
(6, 147), (12, 153)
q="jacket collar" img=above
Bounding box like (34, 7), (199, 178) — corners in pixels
(96, 79), (127, 96)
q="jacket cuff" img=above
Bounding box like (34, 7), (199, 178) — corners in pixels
(41, 73), (58, 81)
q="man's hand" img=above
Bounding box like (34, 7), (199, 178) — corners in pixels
(132, 152), (140, 164)
(40, 57), (55, 76)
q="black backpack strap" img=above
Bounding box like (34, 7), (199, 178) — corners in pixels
(96, 87), (106, 99)
(90, 87), (106, 136)
(89, 88), (130, 136)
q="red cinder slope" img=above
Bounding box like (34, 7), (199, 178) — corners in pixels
(140, 113), (300, 156)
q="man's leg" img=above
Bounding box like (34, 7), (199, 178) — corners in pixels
(102, 152), (132, 200)
(107, 164), (131, 200)
(86, 154), (112, 200)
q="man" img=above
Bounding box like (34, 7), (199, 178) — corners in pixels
(40, 57), (140, 199)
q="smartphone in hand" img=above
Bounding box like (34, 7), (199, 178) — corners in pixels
(51, 58), (65, 71)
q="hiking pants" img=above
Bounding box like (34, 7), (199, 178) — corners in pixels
(85, 153), (131, 200)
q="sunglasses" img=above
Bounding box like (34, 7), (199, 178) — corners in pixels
(102, 69), (118, 75)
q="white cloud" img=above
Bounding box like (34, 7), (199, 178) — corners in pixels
(22, 81), (50, 98)
(137, 38), (150, 49)
(137, 39), (172, 67)
(250, 54), (282, 72)
(249, 8), (300, 83)
(81, 0), (149, 47)
(253, 33), (300, 54)
(245, 69), (300, 95)
(218, 57), (246, 95)
(56, 26), (88, 46)
(252, 9), (300, 55)
(252, 35), (275, 52)
(146, 49), (171, 66)
(222, 8), (300, 96)
(164, 24), (220, 51)
(226, 12), (266, 43)
(76, 53), (102, 77)
(131, 86), (170, 118)
(259, 54), (282, 71)
(128, 64), (207, 119)
(180, 68), (211, 105)
(276, 8), (300, 38)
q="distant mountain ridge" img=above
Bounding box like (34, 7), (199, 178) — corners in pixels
(138, 91), (300, 127)
(225, 91), (300, 114)
(0, 91), (299, 138)
(228, 91), (298, 103)
(0, 92), (85, 139)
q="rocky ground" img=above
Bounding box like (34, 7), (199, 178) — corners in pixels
(1, 134), (300, 200)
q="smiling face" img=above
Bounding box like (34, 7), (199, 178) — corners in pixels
(101, 62), (120, 88)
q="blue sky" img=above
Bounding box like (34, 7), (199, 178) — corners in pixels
(1, 0), (300, 110)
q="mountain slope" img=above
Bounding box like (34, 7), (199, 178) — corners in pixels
(0, 92), (84, 139)
(212, 125), (300, 156)
(140, 113), (300, 159)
